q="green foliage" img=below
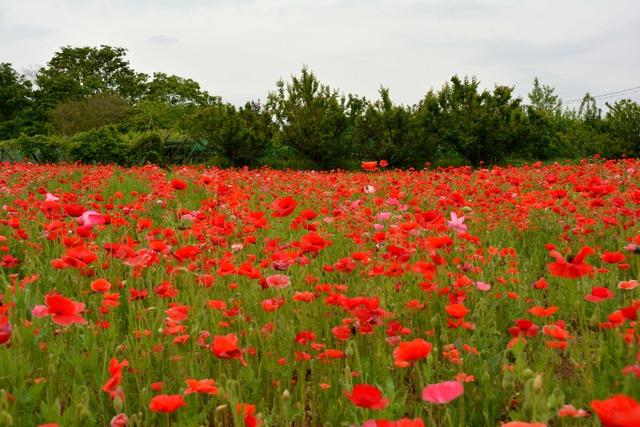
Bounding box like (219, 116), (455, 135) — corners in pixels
(35, 45), (147, 107)
(3, 45), (640, 168)
(127, 101), (193, 132)
(523, 78), (564, 160)
(351, 88), (433, 168)
(0, 63), (34, 140)
(605, 99), (640, 156)
(126, 131), (204, 166)
(143, 72), (216, 106)
(127, 131), (166, 166)
(436, 76), (528, 166)
(66, 126), (129, 164)
(50, 93), (131, 136)
(187, 101), (273, 167)
(267, 66), (350, 169)
(15, 134), (65, 163)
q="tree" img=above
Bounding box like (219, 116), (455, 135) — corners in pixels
(436, 76), (527, 166)
(524, 78), (564, 159)
(605, 99), (640, 156)
(35, 45), (147, 107)
(267, 66), (350, 169)
(351, 87), (429, 168)
(186, 101), (273, 167)
(528, 77), (562, 113)
(578, 93), (602, 127)
(0, 63), (34, 139)
(143, 72), (216, 106)
(50, 92), (131, 136)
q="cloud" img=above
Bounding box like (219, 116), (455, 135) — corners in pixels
(1, 0), (638, 105)
(148, 35), (179, 44)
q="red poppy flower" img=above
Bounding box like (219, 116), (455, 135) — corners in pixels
(591, 394), (640, 427)
(102, 358), (128, 400)
(184, 378), (218, 395)
(64, 203), (86, 217)
(271, 196), (297, 217)
(393, 338), (433, 368)
(212, 333), (246, 366)
(110, 413), (128, 427)
(32, 293), (86, 325)
(236, 403), (262, 427)
(171, 179), (187, 190)
(602, 251), (625, 264)
(547, 247), (594, 279)
(528, 306), (558, 317)
(445, 303), (470, 319)
(149, 394), (186, 413)
(345, 384), (389, 409)
(0, 316), (11, 345)
(361, 161), (378, 172)
(91, 278), (112, 293)
(584, 287), (614, 302)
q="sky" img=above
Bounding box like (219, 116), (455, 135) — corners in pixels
(1, 0), (639, 107)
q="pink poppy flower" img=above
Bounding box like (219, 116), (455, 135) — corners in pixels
(422, 381), (464, 404)
(265, 274), (291, 289)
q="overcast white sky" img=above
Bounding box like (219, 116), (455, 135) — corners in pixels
(1, 0), (639, 107)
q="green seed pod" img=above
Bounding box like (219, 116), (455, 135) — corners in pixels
(501, 372), (515, 390)
(113, 394), (124, 413)
(522, 368), (535, 380)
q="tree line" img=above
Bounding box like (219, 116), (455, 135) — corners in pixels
(1, 45), (639, 169)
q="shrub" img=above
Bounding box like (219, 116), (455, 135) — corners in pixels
(15, 134), (65, 163)
(66, 126), (129, 164)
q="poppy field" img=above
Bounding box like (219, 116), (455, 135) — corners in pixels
(2, 159), (640, 426)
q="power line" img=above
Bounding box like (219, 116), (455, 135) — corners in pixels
(565, 85), (640, 104)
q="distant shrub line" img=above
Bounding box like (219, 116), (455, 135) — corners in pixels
(1, 46), (639, 168)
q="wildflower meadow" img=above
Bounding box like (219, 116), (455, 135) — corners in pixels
(1, 159), (640, 426)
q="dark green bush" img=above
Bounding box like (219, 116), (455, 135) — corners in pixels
(66, 126), (129, 164)
(16, 134), (65, 163)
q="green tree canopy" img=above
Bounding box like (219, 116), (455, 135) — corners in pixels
(605, 99), (640, 156)
(35, 45), (147, 107)
(437, 76), (527, 166)
(143, 72), (216, 106)
(50, 92), (131, 136)
(186, 101), (273, 167)
(0, 63), (34, 139)
(267, 66), (350, 169)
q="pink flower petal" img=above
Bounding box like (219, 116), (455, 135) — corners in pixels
(475, 281), (491, 291)
(32, 305), (49, 318)
(422, 381), (464, 404)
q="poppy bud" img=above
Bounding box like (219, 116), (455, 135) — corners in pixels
(533, 374), (543, 392)
(282, 389), (290, 400)
(113, 394), (124, 412)
(501, 372), (515, 390)
(345, 341), (355, 357)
